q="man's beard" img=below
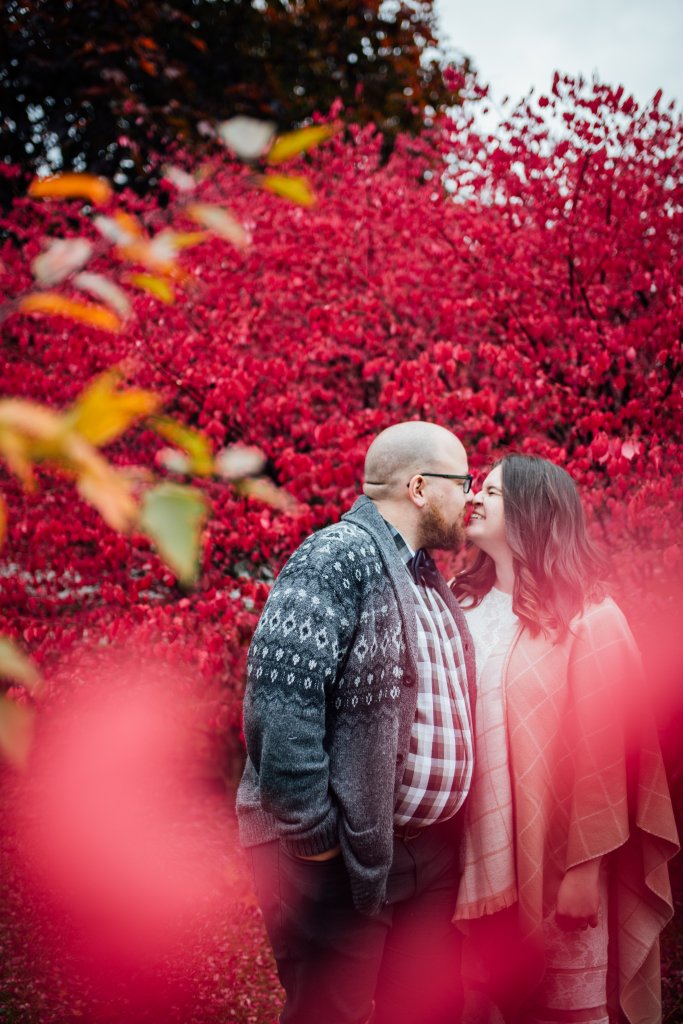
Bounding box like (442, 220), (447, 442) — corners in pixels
(418, 503), (465, 551)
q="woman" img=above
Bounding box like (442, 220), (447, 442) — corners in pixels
(451, 454), (678, 1024)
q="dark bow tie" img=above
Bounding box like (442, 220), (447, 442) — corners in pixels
(407, 548), (440, 588)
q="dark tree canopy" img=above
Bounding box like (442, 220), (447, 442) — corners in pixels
(1, 0), (457, 192)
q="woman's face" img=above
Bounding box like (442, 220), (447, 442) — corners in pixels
(465, 464), (509, 555)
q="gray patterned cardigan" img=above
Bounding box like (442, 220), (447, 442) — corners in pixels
(236, 494), (476, 915)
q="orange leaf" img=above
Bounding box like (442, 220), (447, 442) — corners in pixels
(28, 173), (112, 207)
(18, 292), (121, 332)
(165, 232), (208, 249)
(114, 211), (144, 238)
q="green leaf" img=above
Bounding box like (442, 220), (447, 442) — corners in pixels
(139, 484), (208, 587)
(0, 636), (41, 690)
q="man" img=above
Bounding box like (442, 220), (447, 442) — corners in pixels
(236, 421), (476, 1024)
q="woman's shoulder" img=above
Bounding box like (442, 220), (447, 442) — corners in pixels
(574, 594), (630, 630)
(569, 594), (639, 654)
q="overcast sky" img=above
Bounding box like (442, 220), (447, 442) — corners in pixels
(434, 0), (682, 111)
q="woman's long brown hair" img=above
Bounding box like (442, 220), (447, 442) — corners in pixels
(453, 455), (607, 640)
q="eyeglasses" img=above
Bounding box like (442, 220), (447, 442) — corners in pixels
(407, 472), (473, 494)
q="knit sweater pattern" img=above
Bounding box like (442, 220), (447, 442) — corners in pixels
(236, 495), (475, 916)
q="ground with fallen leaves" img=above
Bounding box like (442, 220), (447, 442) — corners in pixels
(1, 778), (681, 1024)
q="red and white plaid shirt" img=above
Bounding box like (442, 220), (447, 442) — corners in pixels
(389, 526), (474, 827)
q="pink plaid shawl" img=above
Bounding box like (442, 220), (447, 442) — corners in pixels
(502, 597), (678, 1023)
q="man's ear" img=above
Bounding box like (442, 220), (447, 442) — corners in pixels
(406, 475), (428, 509)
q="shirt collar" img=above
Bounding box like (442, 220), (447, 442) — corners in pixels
(382, 519), (415, 566)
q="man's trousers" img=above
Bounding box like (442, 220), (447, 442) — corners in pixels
(248, 817), (463, 1024)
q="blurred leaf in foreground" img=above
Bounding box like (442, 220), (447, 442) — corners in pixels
(139, 484), (208, 587)
(67, 369), (160, 447)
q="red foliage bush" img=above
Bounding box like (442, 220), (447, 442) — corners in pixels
(1, 74), (682, 756)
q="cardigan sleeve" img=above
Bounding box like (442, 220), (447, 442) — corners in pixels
(241, 529), (361, 857)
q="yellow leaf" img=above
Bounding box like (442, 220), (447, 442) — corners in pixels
(126, 273), (175, 304)
(19, 292), (122, 333)
(260, 174), (316, 207)
(28, 173), (113, 207)
(0, 695), (33, 770)
(152, 417), (214, 476)
(267, 124), (340, 165)
(186, 204), (249, 250)
(67, 369), (160, 447)
(0, 636), (42, 691)
(139, 484), (208, 587)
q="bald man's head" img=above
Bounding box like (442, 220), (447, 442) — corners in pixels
(363, 422), (466, 498)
